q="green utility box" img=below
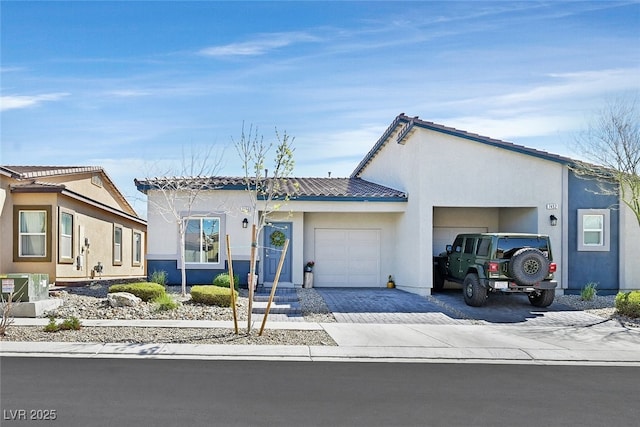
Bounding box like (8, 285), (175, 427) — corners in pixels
(1, 273), (50, 302)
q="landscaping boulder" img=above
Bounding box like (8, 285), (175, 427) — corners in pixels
(107, 292), (142, 308)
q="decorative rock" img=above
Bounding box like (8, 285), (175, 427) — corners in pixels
(107, 292), (142, 308)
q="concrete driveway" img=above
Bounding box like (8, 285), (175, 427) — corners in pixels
(315, 288), (610, 327)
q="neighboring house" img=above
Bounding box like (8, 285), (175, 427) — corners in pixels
(137, 114), (639, 295)
(0, 166), (147, 285)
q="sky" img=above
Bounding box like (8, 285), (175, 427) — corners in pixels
(2, 1), (639, 217)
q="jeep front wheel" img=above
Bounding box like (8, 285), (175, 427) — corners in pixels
(528, 289), (555, 307)
(463, 273), (487, 307)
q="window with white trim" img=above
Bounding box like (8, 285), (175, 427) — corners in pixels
(184, 217), (220, 263)
(113, 225), (123, 265)
(19, 210), (47, 257)
(132, 231), (142, 265)
(578, 209), (610, 252)
(59, 211), (74, 262)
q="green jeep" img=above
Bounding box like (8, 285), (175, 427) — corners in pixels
(433, 233), (557, 307)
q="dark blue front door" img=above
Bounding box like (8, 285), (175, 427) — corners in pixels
(263, 222), (292, 283)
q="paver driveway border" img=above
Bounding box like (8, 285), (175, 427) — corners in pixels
(315, 288), (611, 327)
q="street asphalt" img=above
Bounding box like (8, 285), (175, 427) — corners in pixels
(2, 288), (639, 365)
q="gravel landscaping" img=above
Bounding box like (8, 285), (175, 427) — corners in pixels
(1, 284), (337, 345)
(1, 285), (637, 345)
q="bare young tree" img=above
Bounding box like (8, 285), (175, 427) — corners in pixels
(136, 146), (224, 296)
(573, 95), (640, 227)
(234, 124), (296, 330)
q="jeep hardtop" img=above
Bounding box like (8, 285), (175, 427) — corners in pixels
(433, 233), (557, 307)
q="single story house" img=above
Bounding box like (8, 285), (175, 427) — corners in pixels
(137, 114), (639, 295)
(1, 166), (147, 285)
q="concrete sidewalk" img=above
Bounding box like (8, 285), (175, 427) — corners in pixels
(2, 318), (640, 366)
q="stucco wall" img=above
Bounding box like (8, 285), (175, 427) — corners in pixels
(567, 172), (620, 293)
(2, 185), (145, 284)
(303, 212), (400, 287)
(620, 199), (640, 291)
(44, 172), (132, 214)
(359, 126), (565, 295)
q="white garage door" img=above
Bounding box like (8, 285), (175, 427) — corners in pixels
(314, 229), (381, 287)
(432, 227), (488, 256)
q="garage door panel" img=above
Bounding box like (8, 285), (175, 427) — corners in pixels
(315, 228), (381, 287)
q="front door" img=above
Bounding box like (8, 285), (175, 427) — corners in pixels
(263, 222), (292, 283)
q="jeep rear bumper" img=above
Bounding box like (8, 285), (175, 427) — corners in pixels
(484, 280), (557, 291)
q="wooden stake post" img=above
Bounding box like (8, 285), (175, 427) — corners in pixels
(247, 224), (257, 333)
(259, 239), (289, 336)
(225, 235), (239, 335)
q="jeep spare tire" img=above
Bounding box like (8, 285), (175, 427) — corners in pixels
(508, 247), (549, 285)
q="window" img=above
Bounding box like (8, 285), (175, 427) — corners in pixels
(476, 238), (491, 257)
(578, 209), (610, 252)
(20, 210), (47, 257)
(13, 205), (52, 262)
(463, 238), (475, 254)
(184, 217), (220, 263)
(132, 231), (142, 265)
(59, 211), (74, 262)
(583, 215), (603, 246)
(113, 225), (123, 265)
(451, 236), (463, 253)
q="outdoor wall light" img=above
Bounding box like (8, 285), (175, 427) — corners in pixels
(242, 218), (249, 229)
(549, 215), (558, 226)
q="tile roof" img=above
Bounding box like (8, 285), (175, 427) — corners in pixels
(1, 165), (103, 179)
(351, 113), (575, 177)
(135, 176), (407, 202)
(2, 165), (138, 216)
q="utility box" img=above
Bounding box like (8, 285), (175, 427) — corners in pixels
(1, 274), (50, 302)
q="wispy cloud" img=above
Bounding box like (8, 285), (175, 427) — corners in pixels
(0, 93), (70, 111)
(198, 31), (320, 57)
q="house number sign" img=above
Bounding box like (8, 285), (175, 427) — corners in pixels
(546, 203), (558, 210)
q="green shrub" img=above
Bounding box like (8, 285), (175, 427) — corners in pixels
(191, 285), (238, 307)
(615, 291), (640, 318)
(581, 282), (598, 301)
(108, 282), (165, 302)
(60, 316), (82, 331)
(44, 316), (82, 332)
(44, 316), (59, 332)
(150, 270), (168, 287)
(152, 293), (180, 312)
(212, 272), (240, 290)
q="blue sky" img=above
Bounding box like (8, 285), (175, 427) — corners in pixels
(2, 1), (639, 215)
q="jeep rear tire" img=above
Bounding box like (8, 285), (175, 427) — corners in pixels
(508, 248), (549, 286)
(463, 273), (487, 307)
(528, 289), (555, 307)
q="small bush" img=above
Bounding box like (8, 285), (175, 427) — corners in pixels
(615, 291), (640, 318)
(44, 316), (59, 332)
(150, 270), (168, 287)
(152, 293), (180, 312)
(212, 272), (240, 290)
(60, 316), (82, 331)
(191, 285), (238, 307)
(581, 282), (598, 301)
(44, 316), (82, 332)
(108, 282), (165, 302)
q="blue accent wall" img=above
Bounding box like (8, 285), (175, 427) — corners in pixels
(567, 172), (619, 294)
(147, 260), (258, 287)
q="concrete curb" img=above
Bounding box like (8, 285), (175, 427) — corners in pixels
(2, 320), (640, 366)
